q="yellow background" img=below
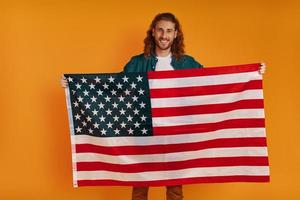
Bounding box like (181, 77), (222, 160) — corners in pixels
(1, 0), (299, 199)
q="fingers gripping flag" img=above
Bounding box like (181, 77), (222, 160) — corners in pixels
(64, 63), (270, 187)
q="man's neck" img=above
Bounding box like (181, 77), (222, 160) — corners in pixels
(155, 47), (171, 57)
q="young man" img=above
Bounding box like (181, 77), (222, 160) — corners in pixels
(60, 12), (265, 200)
(123, 12), (201, 200)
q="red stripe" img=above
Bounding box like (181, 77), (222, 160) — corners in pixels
(148, 63), (261, 79)
(150, 80), (262, 98)
(152, 99), (264, 117)
(75, 137), (266, 155)
(153, 119), (265, 135)
(77, 156), (269, 172)
(77, 175), (270, 187)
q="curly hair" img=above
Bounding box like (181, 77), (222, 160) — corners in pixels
(143, 13), (185, 60)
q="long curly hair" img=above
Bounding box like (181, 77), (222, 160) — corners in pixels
(143, 13), (185, 60)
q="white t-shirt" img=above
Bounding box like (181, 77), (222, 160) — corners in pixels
(155, 53), (173, 71)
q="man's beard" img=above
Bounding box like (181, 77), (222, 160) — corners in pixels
(155, 38), (174, 50)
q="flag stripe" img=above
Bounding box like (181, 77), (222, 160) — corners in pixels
(77, 175), (269, 187)
(153, 119), (265, 135)
(76, 166), (269, 181)
(150, 80), (262, 98)
(77, 156), (269, 172)
(76, 137), (266, 155)
(148, 63), (260, 79)
(152, 99), (264, 117)
(150, 90), (263, 108)
(76, 147), (268, 164)
(148, 71), (261, 89)
(73, 128), (266, 146)
(153, 109), (264, 127)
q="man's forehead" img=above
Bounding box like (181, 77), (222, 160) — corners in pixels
(155, 20), (176, 29)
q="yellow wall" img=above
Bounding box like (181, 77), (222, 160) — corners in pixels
(1, 0), (299, 199)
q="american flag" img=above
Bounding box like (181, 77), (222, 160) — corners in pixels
(64, 63), (269, 187)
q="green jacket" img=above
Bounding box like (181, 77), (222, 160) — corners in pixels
(123, 53), (203, 72)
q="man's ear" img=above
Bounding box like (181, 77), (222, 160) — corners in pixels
(152, 28), (155, 37)
(174, 30), (178, 38)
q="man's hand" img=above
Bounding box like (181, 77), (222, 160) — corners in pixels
(259, 63), (266, 75)
(61, 74), (68, 88)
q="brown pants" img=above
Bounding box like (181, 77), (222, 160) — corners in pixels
(132, 186), (183, 200)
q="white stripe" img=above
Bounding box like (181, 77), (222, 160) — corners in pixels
(76, 147), (268, 164)
(153, 109), (264, 127)
(149, 71), (262, 89)
(151, 90), (263, 108)
(65, 87), (78, 187)
(77, 166), (269, 181)
(73, 128), (266, 146)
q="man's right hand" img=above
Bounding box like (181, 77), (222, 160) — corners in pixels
(61, 74), (68, 88)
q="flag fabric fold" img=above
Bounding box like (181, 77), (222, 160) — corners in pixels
(64, 63), (269, 187)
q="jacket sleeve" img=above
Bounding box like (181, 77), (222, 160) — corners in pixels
(123, 56), (137, 72)
(187, 56), (204, 68)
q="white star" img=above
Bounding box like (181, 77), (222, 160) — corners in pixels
(82, 121), (87, 127)
(119, 108), (126, 115)
(83, 90), (89, 96)
(101, 128), (107, 135)
(134, 121), (140, 128)
(108, 76), (115, 83)
(112, 102), (118, 108)
(84, 102), (91, 109)
(128, 128), (134, 135)
(81, 77), (87, 83)
(67, 77), (73, 82)
(92, 109), (98, 116)
(75, 113), (81, 120)
(99, 115), (106, 122)
(126, 102), (132, 108)
(77, 96), (83, 102)
(126, 115), (133, 121)
(140, 115), (147, 121)
(86, 116), (92, 122)
(111, 89), (117, 95)
(80, 109), (85, 114)
(97, 89), (103, 96)
(104, 96), (111, 102)
(106, 109), (112, 115)
(91, 96), (97, 102)
(114, 128), (120, 135)
(139, 102), (146, 108)
(138, 89), (145, 95)
(75, 83), (81, 89)
(130, 82), (137, 89)
(93, 122), (99, 129)
(124, 89), (131, 95)
(116, 82), (123, 89)
(118, 95), (125, 102)
(132, 95), (138, 102)
(133, 108), (139, 115)
(120, 121), (126, 128)
(141, 128), (147, 134)
(73, 101), (79, 107)
(103, 83), (109, 89)
(106, 122), (113, 128)
(89, 83), (95, 89)
(137, 75), (143, 82)
(94, 76), (101, 83)
(113, 115), (119, 122)
(98, 102), (105, 109)
(75, 126), (82, 133)
(122, 76), (129, 82)
(72, 90), (76, 95)
(88, 128), (93, 134)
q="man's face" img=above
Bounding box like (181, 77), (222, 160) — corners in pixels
(152, 20), (178, 51)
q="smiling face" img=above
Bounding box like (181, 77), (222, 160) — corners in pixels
(152, 20), (178, 52)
